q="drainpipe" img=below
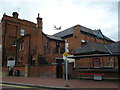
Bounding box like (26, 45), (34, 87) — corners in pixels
(117, 55), (120, 80)
(25, 34), (31, 77)
(28, 35), (31, 65)
(15, 26), (18, 66)
(2, 20), (7, 66)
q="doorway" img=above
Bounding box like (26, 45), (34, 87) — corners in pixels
(7, 57), (15, 76)
(56, 58), (63, 78)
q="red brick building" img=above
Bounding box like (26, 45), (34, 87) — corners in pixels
(53, 24), (119, 80)
(0, 22), (2, 67)
(1, 12), (119, 79)
(2, 12), (65, 77)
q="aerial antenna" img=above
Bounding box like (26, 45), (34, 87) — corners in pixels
(54, 25), (61, 30)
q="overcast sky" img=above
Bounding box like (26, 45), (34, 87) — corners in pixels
(0, 0), (119, 41)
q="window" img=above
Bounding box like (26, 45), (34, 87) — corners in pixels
(56, 41), (60, 53)
(56, 41), (60, 47)
(19, 40), (24, 50)
(93, 58), (101, 68)
(31, 58), (35, 65)
(20, 29), (25, 36)
(12, 41), (16, 47)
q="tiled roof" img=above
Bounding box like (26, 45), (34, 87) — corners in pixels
(74, 42), (110, 55)
(54, 25), (114, 42)
(45, 34), (64, 41)
(53, 27), (74, 38)
(74, 42), (120, 55)
(106, 42), (120, 53)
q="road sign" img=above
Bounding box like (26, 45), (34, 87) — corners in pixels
(63, 52), (68, 56)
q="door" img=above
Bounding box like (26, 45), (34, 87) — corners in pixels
(7, 57), (15, 76)
(56, 58), (63, 78)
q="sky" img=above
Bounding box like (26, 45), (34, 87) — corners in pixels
(0, 0), (119, 41)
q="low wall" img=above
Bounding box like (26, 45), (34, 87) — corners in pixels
(2, 66), (8, 76)
(12, 65), (56, 78)
(13, 66), (25, 76)
(28, 65), (56, 78)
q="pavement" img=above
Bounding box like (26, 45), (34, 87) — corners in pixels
(1, 76), (120, 90)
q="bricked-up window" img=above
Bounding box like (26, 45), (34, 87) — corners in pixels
(20, 28), (25, 36)
(93, 58), (101, 68)
(19, 40), (24, 50)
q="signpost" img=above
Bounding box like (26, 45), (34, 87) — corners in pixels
(64, 40), (70, 87)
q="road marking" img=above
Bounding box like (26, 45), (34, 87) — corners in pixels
(0, 84), (32, 88)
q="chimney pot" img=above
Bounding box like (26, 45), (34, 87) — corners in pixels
(12, 12), (19, 18)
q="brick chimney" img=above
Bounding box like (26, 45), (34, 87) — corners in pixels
(36, 13), (42, 30)
(12, 12), (19, 18)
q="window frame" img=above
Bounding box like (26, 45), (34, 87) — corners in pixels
(93, 58), (101, 68)
(20, 28), (25, 36)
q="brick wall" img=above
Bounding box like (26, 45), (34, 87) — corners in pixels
(28, 65), (56, 78)
(75, 56), (118, 68)
(2, 14), (36, 66)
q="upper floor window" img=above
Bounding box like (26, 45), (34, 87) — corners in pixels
(12, 41), (16, 47)
(56, 41), (60, 53)
(56, 41), (60, 47)
(19, 40), (24, 50)
(20, 29), (25, 36)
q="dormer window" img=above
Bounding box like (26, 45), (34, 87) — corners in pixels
(20, 28), (25, 36)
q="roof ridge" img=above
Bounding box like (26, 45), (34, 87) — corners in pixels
(2, 14), (36, 25)
(53, 24), (80, 35)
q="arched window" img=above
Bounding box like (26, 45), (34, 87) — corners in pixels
(7, 57), (15, 67)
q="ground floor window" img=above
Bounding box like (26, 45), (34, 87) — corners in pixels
(93, 58), (101, 68)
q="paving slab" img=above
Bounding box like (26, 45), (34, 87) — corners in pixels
(1, 76), (120, 89)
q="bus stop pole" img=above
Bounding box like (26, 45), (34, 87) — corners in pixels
(64, 56), (70, 87)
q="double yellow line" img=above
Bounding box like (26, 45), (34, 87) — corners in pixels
(0, 84), (32, 88)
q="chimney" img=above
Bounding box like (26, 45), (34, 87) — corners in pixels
(12, 12), (19, 18)
(36, 13), (42, 30)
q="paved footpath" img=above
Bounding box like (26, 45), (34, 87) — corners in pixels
(1, 76), (120, 89)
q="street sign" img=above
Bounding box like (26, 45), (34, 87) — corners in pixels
(63, 52), (68, 56)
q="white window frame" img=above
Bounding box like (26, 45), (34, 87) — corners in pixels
(20, 28), (25, 36)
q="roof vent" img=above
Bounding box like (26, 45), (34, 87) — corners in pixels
(81, 40), (86, 43)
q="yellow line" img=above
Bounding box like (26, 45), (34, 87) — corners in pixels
(0, 84), (32, 88)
